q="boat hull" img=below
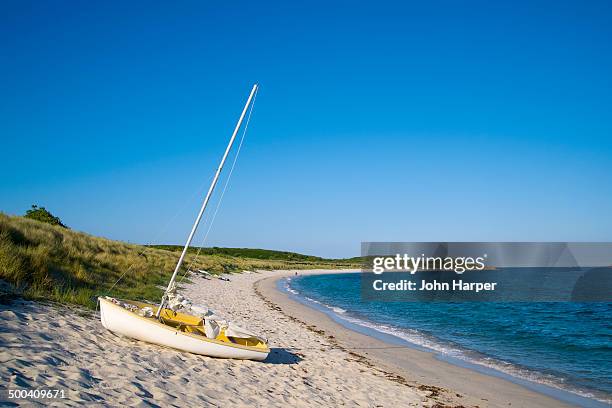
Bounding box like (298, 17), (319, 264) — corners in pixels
(98, 297), (269, 361)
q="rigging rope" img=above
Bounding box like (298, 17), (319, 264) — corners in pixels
(105, 150), (218, 295)
(179, 86), (258, 283)
(105, 86), (259, 300)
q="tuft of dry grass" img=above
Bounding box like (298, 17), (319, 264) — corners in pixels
(0, 213), (357, 308)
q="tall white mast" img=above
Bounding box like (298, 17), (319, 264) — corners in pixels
(156, 84), (258, 317)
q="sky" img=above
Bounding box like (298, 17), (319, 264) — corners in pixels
(1, 1), (611, 258)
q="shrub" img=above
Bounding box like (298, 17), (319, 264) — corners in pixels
(24, 205), (67, 228)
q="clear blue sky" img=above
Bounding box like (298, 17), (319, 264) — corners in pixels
(1, 1), (611, 258)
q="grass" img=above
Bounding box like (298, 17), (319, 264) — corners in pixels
(0, 213), (359, 309)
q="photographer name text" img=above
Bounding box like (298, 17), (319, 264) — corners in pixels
(373, 279), (497, 292)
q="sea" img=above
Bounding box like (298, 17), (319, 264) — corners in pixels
(282, 273), (612, 407)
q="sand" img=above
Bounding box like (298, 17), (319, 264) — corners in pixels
(258, 271), (578, 408)
(0, 270), (575, 407)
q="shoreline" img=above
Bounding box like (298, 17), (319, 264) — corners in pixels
(0, 269), (605, 407)
(258, 270), (605, 408)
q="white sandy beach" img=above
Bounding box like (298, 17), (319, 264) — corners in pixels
(0, 270), (575, 407)
(0, 271), (433, 407)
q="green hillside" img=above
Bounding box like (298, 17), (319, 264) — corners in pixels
(0, 213), (359, 309)
(149, 245), (359, 263)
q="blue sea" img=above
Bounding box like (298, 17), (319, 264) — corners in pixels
(284, 273), (612, 407)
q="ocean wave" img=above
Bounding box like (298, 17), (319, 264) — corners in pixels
(283, 278), (611, 405)
(283, 279), (300, 295)
(300, 295), (346, 314)
(340, 315), (609, 403)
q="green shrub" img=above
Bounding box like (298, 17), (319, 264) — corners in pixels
(24, 205), (67, 228)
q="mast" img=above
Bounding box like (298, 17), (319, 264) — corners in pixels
(156, 84), (258, 317)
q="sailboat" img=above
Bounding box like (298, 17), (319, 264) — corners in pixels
(98, 85), (270, 361)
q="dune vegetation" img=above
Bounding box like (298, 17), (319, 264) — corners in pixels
(0, 213), (358, 309)
(149, 245), (364, 264)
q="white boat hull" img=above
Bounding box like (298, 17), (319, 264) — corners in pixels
(99, 297), (269, 361)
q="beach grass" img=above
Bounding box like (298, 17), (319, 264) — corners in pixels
(0, 213), (358, 309)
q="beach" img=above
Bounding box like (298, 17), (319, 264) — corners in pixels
(0, 269), (577, 407)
